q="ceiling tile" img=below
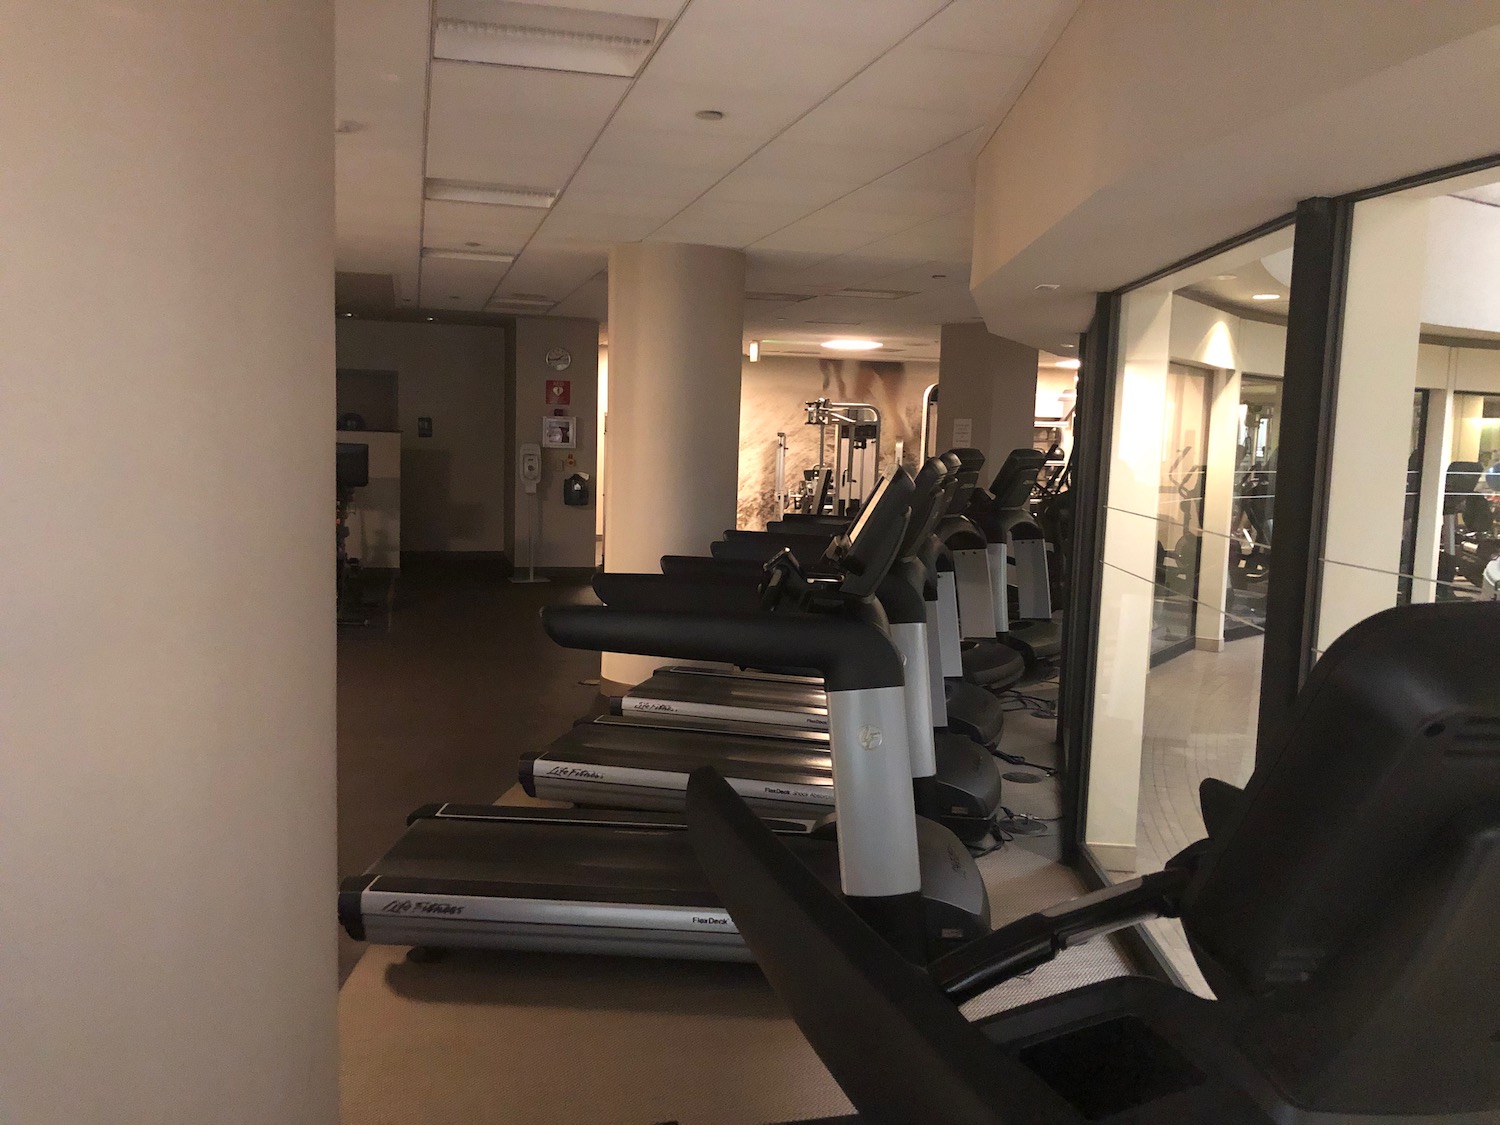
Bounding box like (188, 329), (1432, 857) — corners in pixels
(584, 123), (767, 170)
(682, 0), (949, 48)
(549, 274), (610, 321)
(422, 200), (546, 253)
(649, 217), (775, 248)
(735, 140), (913, 187)
(837, 46), (1029, 123)
(494, 245), (608, 302)
(419, 255), (512, 310)
(334, 0), (430, 305)
(745, 249), (836, 287)
(910, 0), (1077, 55)
(752, 224), (880, 256)
(606, 79), (813, 139)
(638, 20), (879, 99)
(425, 61), (628, 186)
(779, 96), (969, 157)
(564, 158), (724, 199)
(540, 209), (663, 242)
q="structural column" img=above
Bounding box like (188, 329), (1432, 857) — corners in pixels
(1, 4), (337, 1123)
(603, 242), (747, 684)
(937, 323), (1039, 467)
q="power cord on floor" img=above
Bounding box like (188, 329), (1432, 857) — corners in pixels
(1000, 691), (1059, 720)
(989, 747), (1058, 776)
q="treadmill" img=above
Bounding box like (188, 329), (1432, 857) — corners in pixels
(340, 470), (991, 963)
(614, 456), (1006, 741)
(526, 464), (1003, 840)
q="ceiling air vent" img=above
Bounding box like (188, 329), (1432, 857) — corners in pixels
(434, 0), (665, 78)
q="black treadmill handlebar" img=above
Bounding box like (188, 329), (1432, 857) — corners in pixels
(542, 604), (904, 691)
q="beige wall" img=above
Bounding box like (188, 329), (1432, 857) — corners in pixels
(1, 2), (337, 1121)
(336, 320), (509, 554)
(511, 316), (601, 569)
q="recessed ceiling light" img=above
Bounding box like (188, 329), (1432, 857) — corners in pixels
(340, 312), (354, 318)
(425, 177), (557, 209)
(1251, 292), (1281, 301)
(334, 119), (365, 135)
(432, 2), (664, 79)
(821, 339), (882, 352)
(448, 295), (461, 300)
(425, 317), (435, 322)
(1034, 283), (1060, 293)
(1213, 273), (1238, 281)
(695, 109), (725, 121)
(422, 247), (517, 264)
(1055, 359), (1081, 370)
(1060, 343), (1075, 349)
(465, 241), (482, 248)
(930, 273), (947, 279)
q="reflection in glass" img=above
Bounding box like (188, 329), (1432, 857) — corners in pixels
(1440, 392), (1500, 600)
(1151, 364), (1211, 662)
(1227, 375), (1279, 635)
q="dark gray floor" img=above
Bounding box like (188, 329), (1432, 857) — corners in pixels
(336, 560), (601, 983)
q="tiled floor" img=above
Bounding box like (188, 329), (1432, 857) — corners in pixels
(1131, 635), (1263, 994)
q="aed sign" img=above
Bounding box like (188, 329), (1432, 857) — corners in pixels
(545, 379), (571, 406)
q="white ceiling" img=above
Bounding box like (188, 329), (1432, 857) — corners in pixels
(335, 0), (1078, 361)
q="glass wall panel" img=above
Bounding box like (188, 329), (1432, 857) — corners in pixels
(1316, 169), (1500, 657)
(1084, 229), (1294, 993)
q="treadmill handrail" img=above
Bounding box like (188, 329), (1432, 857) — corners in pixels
(542, 605), (904, 692)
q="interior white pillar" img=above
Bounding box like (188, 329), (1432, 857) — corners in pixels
(1086, 290), (1172, 872)
(0, 4), (337, 1122)
(937, 322), (1039, 467)
(602, 242), (746, 685)
(1317, 198), (1430, 652)
(1195, 368), (1241, 649)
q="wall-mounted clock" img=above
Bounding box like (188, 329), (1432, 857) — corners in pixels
(545, 347), (572, 372)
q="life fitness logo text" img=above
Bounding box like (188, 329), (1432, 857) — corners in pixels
(383, 899), (465, 917)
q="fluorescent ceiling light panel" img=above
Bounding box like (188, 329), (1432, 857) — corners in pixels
(425, 177), (558, 209)
(422, 247), (516, 264)
(835, 288), (916, 300)
(433, 1), (663, 78)
(487, 295), (556, 310)
(745, 291), (816, 303)
(1251, 292), (1282, 301)
(822, 339), (882, 352)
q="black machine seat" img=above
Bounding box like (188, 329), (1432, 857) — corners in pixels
(686, 602), (1500, 1123)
